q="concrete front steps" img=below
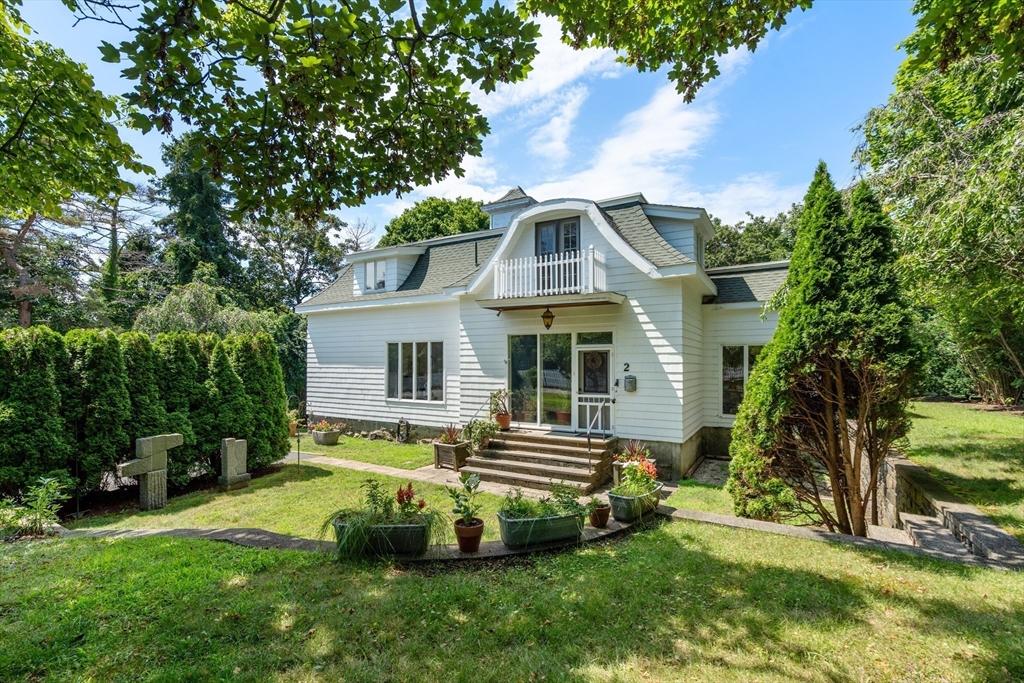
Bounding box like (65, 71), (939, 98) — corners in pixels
(461, 431), (617, 494)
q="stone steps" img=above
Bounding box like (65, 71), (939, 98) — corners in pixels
(473, 448), (600, 470)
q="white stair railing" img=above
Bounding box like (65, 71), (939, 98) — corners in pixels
(494, 247), (606, 299)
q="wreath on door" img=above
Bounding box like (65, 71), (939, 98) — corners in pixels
(586, 353), (604, 371)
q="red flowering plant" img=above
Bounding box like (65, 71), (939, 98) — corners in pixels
(309, 419), (344, 433)
(611, 441), (659, 496)
(396, 483), (427, 516)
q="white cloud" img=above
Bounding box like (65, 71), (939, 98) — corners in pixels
(526, 86), (589, 162)
(473, 16), (621, 118)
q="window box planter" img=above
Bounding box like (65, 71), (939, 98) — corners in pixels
(312, 429), (341, 446)
(434, 441), (470, 471)
(496, 511), (584, 548)
(607, 482), (664, 523)
(332, 519), (429, 556)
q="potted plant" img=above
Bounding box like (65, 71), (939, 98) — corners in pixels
(433, 423), (470, 471)
(464, 418), (500, 452)
(288, 408), (300, 437)
(489, 389), (512, 431)
(447, 472), (485, 553)
(496, 484), (588, 549)
(607, 441), (663, 522)
(309, 418), (344, 446)
(588, 496), (611, 528)
(321, 480), (444, 558)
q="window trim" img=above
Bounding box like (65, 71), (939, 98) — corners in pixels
(535, 216), (581, 256)
(386, 341), (445, 403)
(365, 260), (387, 292)
(720, 343), (763, 417)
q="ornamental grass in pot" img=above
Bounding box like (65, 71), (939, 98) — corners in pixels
(309, 418), (344, 446)
(607, 441), (663, 523)
(489, 389), (512, 431)
(447, 472), (485, 553)
(496, 484), (590, 549)
(320, 480), (445, 558)
(433, 423), (470, 470)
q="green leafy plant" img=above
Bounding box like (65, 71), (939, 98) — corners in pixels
(436, 424), (463, 445)
(497, 485), (588, 520)
(0, 477), (69, 540)
(319, 479), (444, 559)
(611, 442), (659, 497)
(463, 418), (499, 450)
(447, 472), (483, 525)
(589, 495), (609, 510)
(488, 389), (511, 417)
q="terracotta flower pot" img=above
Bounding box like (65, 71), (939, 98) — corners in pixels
(494, 414), (512, 431)
(454, 517), (484, 553)
(289, 421), (298, 437)
(589, 504), (611, 529)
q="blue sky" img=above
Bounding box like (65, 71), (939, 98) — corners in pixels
(20, 0), (916, 234)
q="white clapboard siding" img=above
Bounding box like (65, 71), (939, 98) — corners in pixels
(305, 300), (462, 427)
(701, 306), (780, 428)
(681, 283), (705, 442)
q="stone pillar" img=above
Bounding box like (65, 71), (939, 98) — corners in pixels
(218, 438), (251, 491)
(117, 433), (183, 511)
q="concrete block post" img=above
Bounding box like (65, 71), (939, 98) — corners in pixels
(117, 433), (183, 511)
(218, 438), (251, 491)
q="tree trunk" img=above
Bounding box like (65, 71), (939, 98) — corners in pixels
(2, 213), (38, 328)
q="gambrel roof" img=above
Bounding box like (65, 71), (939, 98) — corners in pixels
(601, 201), (694, 269)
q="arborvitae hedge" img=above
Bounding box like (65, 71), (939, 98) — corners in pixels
(207, 341), (254, 473)
(153, 332), (200, 485)
(224, 332), (290, 470)
(0, 327), (72, 494)
(64, 329), (131, 491)
(119, 332), (169, 461)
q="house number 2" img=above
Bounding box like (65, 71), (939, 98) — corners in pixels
(623, 363), (629, 372)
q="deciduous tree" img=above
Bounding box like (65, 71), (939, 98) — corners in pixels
(376, 197), (488, 248)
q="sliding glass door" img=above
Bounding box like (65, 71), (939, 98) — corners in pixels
(508, 333), (572, 428)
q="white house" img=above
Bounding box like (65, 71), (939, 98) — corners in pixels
(297, 188), (787, 485)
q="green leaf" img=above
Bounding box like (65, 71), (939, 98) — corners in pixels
(98, 41), (120, 64)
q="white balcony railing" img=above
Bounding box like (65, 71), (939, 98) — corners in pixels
(493, 246), (606, 299)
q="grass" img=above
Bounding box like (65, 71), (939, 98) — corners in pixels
(3, 520), (1023, 681)
(906, 401), (1024, 541)
(66, 465), (509, 543)
(293, 433), (435, 469)
(664, 478), (735, 515)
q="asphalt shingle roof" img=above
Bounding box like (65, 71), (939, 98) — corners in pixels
(299, 232), (502, 308)
(601, 201), (694, 268)
(487, 186), (530, 204)
(705, 262), (789, 304)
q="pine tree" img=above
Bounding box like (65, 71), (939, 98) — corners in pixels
(206, 341), (254, 473)
(726, 165), (919, 536)
(119, 332), (169, 458)
(224, 332), (290, 470)
(64, 329), (131, 491)
(0, 327), (72, 494)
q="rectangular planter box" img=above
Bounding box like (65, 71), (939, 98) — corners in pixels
(608, 482), (664, 523)
(332, 519), (429, 556)
(497, 512), (584, 549)
(434, 442), (470, 471)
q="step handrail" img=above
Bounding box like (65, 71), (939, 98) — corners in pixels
(585, 399), (610, 468)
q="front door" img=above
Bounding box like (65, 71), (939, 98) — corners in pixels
(575, 347), (613, 435)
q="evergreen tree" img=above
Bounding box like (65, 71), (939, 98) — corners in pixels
(64, 329), (131, 491)
(118, 332), (169, 459)
(0, 326), (72, 494)
(153, 332), (199, 485)
(206, 341), (254, 474)
(158, 135), (241, 287)
(224, 332), (290, 470)
(726, 165), (919, 536)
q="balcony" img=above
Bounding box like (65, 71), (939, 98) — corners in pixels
(493, 246), (606, 299)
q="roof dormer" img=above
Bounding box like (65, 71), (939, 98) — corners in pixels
(482, 186), (537, 229)
(346, 244), (427, 295)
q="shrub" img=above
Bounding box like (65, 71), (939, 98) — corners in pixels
(118, 332), (169, 459)
(0, 477), (69, 539)
(64, 329), (131, 491)
(206, 341), (254, 473)
(0, 327), (71, 495)
(153, 332), (200, 485)
(224, 332), (290, 470)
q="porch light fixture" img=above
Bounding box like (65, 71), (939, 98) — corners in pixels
(541, 307), (555, 330)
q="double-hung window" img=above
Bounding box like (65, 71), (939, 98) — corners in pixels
(722, 344), (764, 416)
(387, 342), (443, 401)
(365, 260), (386, 291)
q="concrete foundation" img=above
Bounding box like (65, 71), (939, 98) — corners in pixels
(311, 415), (444, 442)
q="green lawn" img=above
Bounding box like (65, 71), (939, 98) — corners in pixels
(67, 465), (508, 543)
(906, 402), (1024, 542)
(293, 434), (435, 469)
(664, 478), (734, 515)
(3, 521), (1022, 682)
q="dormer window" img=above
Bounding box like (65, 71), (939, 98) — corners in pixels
(365, 260), (386, 291)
